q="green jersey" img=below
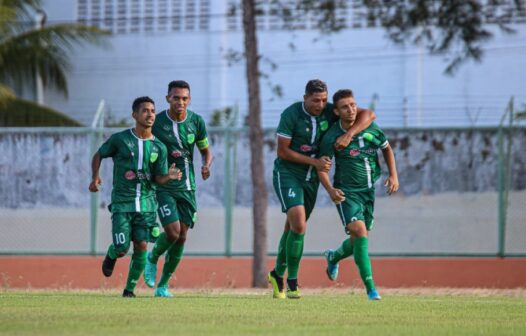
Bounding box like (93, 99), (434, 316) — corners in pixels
(152, 109), (209, 192)
(98, 129), (168, 213)
(319, 121), (389, 191)
(274, 102), (337, 181)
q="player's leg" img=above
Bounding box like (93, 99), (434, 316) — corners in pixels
(324, 193), (356, 281)
(284, 204), (306, 299)
(155, 192), (196, 297)
(268, 220), (289, 298)
(123, 239), (148, 298)
(346, 192), (379, 300)
(124, 212), (156, 297)
(102, 212), (132, 277)
(144, 192), (181, 288)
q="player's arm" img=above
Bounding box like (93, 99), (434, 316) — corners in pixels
(317, 163), (345, 204)
(334, 108), (376, 150)
(277, 135), (331, 172)
(155, 163), (182, 184)
(89, 152), (103, 192)
(199, 146), (212, 180)
(381, 144), (399, 195)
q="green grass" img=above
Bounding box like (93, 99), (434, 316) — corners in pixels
(1, 290), (525, 336)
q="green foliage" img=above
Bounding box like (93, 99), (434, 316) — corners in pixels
(0, 97), (81, 126)
(1, 291), (526, 335)
(0, 0), (108, 126)
(210, 106), (236, 127)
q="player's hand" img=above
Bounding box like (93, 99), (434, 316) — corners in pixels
(168, 163), (182, 180)
(329, 188), (345, 204)
(334, 132), (354, 151)
(384, 175), (399, 195)
(315, 156), (332, 172)
(201, 165), (210, 180)
(89, 176), (102, 192)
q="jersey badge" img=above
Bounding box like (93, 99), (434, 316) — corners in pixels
(150, 152), (158, 162)
(124, 170), (136, 180)
(320, 120), (328, 131)
(187, 133), (195, 144)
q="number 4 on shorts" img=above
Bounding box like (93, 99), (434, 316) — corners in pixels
(288, 188), (296, 198)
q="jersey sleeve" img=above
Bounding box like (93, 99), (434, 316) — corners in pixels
(153, 142), (169, 176)
(276, 110), (294, 139)
(97, 134), (117, 158)
(373, 123), (389, 149)
(318, 132), (336, 159)
(196, 115), (209, 150)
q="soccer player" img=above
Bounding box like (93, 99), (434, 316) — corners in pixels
(143, 80), (212, 297)
(89, 96), (182, 298)
(268, 80), (376, 299)
(318, 89), (399, 301)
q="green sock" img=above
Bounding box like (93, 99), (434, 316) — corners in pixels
(353, 237), (375, 293)
(107, 244), (117, 259)
(331, 238), (353, 263)
(157, 243), (184, 288)
(286, 231), (304, 280)
(125, 250), (147, 292)
(150, 232), (173, 264)
(274, 231), (289, 277)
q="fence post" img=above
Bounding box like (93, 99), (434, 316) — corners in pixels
(89, 100), (105, 256)
(223, 127), (233, 257)
(497, 97), (513, 257)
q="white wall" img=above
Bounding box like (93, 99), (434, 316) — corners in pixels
(41, 1), (526, 127)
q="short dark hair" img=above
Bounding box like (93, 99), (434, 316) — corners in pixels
(332, 89), (354, 106)
(305, 79), (327, 96)
(167, 80), (191, 94)
(132, 96), (155, 113)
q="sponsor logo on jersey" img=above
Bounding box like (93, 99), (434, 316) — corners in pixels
(124, 170), (136, 180)
(136, 172), (151, 180)
(187, 134), (195, 144)
(150, 152), (158, 162)
(163, 125), (171, 131)
(320, 120), (328, 131)
(171, 150), (182, 158)
(349, 149), (360, 157)
(300, 144), (312, 152)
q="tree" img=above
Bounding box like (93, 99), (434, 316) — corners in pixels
(0, 0), (107, 125)
(242, 0), (268, 288)
(239, 0), (524, 287)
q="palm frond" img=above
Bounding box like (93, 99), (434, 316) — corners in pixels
(0, 96), (82, 126)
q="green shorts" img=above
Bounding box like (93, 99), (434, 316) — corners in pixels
(335, 188), (375, 233)
(111, 212), (159, 252)
(156, 190), (197, 228)
(273, 168), (319, 220)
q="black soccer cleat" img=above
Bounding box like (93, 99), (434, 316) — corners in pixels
(102, 254), (117, 277)
(122, 289), (136, 298)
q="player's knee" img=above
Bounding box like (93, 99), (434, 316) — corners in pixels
(114, 241), (130, 257)
(176, 233), (187, 245)
(165, 223), (180, 242)
(348, 221), (367, 237)
(133, 240), (148, 251)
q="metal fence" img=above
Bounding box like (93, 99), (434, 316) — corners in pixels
(0, 119), (525, 257)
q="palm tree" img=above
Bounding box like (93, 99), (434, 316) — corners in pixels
(0, 0), (108, 126)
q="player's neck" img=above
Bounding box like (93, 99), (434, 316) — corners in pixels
(132, 126), (153, 139)
(341, 120), (355, 130)
(169, 108), (187, 122)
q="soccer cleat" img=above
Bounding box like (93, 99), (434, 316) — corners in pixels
(143, 252), (157, 288)
(122, 289), (136, 298)
(267, 271), (285, 299)
(324, 249), (339, 281)
(367, 289), (382, 301)
(286, 288), (301, 299)
(154, 287), (174, 298)
(102, 254), (116, 277)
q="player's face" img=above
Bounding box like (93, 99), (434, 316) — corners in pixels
(335, 96), (357, 123)
(166, 87), (191, 115)
(133, 102), (156, 127)
(303, 91), (328, 116)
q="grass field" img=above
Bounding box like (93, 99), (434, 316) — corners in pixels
(1, 289), (525, 336)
